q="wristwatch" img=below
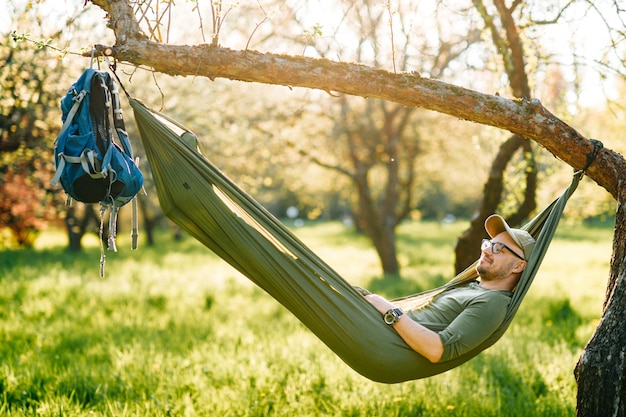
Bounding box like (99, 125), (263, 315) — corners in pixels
(383, 307), (404, 325)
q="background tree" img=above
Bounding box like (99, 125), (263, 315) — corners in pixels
(268, 0), (486, 276)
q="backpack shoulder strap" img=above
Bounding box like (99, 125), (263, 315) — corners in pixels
(56, 90), (87, 141)
(51, 69), (101, 187)
(105, 73), (135, 158)
(89, 71), (116, 176)
(102, 69), (141, 252)
(54, 69), (99, 146)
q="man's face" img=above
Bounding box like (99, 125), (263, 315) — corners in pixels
(476, 231), (524, 281)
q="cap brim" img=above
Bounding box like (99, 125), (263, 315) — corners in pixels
(485, 214), (508, 238)
(485, 214), (525, 255)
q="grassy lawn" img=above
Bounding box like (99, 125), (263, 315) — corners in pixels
(0, 220), (612, 416)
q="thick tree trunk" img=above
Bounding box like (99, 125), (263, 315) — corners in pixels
(574, 185), (626, 416)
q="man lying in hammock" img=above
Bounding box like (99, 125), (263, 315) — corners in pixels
(362, 214), (535, 364)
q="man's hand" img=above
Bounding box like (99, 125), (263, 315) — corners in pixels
(364, 294), (396, 315)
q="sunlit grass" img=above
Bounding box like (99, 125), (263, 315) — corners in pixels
(0, 220), (612, 416)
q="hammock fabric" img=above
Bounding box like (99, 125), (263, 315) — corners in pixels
(129, 97), (582, 384)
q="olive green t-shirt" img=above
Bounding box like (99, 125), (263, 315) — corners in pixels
(407, 282), (512, 362)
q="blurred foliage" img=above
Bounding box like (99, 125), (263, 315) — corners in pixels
(0, 152), (58, 247)
(0, 10), (67, 247)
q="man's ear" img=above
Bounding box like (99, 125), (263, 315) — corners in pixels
(513, 260), (527, 274)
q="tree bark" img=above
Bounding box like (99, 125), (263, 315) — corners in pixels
(574, 183), (626, 416)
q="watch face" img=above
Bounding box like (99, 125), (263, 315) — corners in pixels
(384, 312), (394, 324)
(384, 308), (403, 325)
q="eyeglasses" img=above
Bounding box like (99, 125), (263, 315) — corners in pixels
(481, 239), (525, 261)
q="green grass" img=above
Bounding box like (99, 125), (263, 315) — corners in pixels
(0, 220), (612, 416)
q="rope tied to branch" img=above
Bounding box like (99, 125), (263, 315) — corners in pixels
(582, 138), (603, 173)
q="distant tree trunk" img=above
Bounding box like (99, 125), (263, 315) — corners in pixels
(305, 96), (416, 277)
(454, 135), (536, 272)
(65, 204), (98, 251)
(352, 165), (401, 276)
(138, 196), (164, 246)
(344, 100), (415, 277)
(140, 201), (155, 246)
(377, 225), (400, 278)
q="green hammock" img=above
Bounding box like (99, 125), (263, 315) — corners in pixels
(129, 97), (582, 384)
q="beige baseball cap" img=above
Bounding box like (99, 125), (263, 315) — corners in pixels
(485, 214), (535, 260)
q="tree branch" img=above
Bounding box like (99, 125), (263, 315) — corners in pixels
(88, 0), (624, 199)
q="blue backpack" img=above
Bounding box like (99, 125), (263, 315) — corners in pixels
(52, 68), (143, 207)
(51, 68), (144, 274)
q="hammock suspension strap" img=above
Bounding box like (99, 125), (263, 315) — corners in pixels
(583, 139), (603, 172)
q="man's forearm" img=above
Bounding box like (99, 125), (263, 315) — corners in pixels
(364, 294), (444, 363)
(391, 314), (444, 363)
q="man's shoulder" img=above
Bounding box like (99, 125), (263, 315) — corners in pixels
(460, 283), (512, 310)
(468, 282), (512, 298)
